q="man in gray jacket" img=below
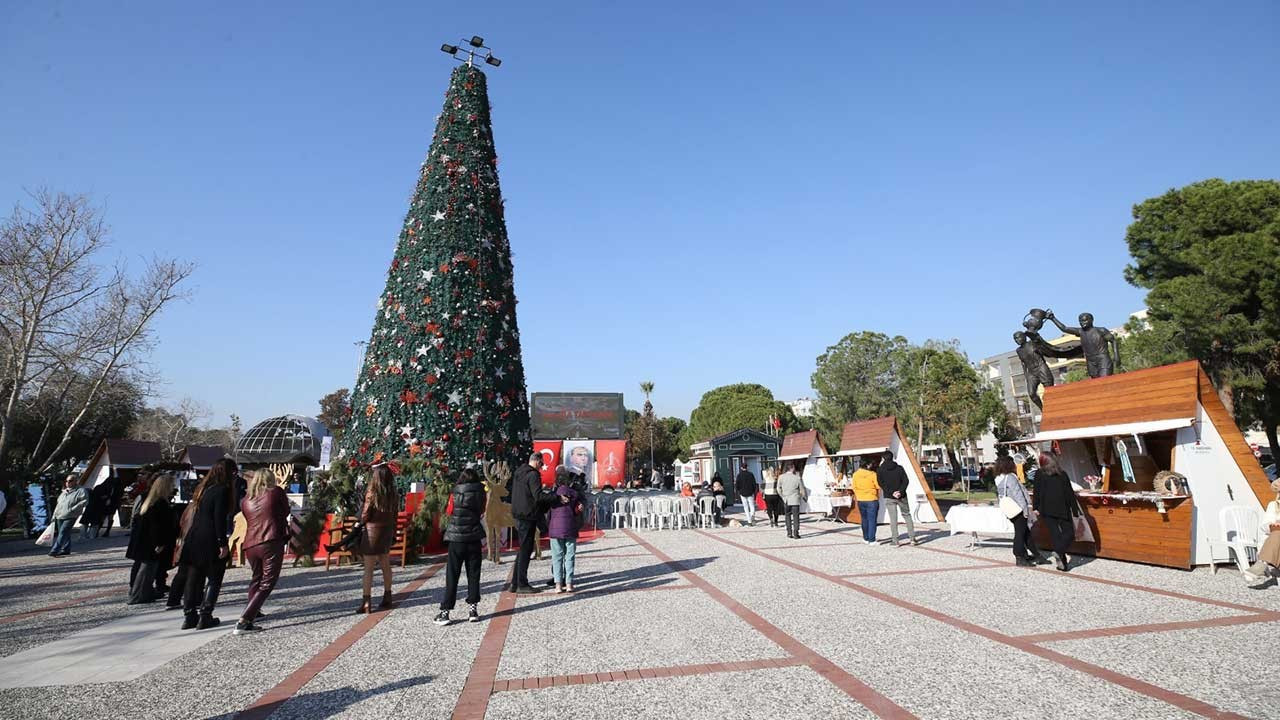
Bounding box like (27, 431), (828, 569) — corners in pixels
(50, 475), (88, 557)
(776, 465), (807, 539)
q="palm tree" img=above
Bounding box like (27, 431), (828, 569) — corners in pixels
(639, 381), (655, 416)
(639, 380), (656, 479)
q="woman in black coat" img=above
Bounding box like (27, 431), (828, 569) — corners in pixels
(435, 468), (487, 626)
(178, 459), (236, 630)
(1032, 452), (1082, 572)
(127, 474), (177, 605)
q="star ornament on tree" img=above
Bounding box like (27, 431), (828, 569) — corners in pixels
(447, 390), (463, 405)
(431, 210), (446, 222)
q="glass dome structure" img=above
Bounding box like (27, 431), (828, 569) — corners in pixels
(234, 415), (329, 465)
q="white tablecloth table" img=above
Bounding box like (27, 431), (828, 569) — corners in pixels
(944, 505), (1015, 547)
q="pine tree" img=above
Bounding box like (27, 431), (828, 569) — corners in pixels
(340, 64), (531, 472)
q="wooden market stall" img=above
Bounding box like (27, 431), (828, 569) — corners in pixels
(776, 430), (840, 516)
(1022, 360), (1272, 569)
(834, 417), (944, 524)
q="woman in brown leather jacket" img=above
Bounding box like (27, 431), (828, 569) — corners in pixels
(235, 468), (291, 635)
(359, 465), (399, 613)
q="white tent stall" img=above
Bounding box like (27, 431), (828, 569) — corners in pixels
(776, 430), (839, 515)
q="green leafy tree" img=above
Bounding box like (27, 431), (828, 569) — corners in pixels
(1124, 178), (1280, 454)
(316, 388), (351, 444)
(678, 383), (798, 451)
(811, 332), (914, 442)
(341, 65), (531, 472)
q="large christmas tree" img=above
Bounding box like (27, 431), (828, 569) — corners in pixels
(341, 63), (531, 472)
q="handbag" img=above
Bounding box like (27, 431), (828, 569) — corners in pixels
(35, 524), (55, 547)
(998, 496), (1023, 519)
(1072, 514), (1095, 543)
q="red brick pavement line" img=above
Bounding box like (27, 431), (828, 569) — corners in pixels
(916, 545), (1273, 615)
(234, 562), (444, 720)
(704, 531), (1252, 720)
(450, 587), (518, 720)
(1017, 612), (1280, 644)
(0, 588), (118, 625)
(572, 553), (653, 559)
(837, 564), (1007, 580)
(492, 657), (804, 693)
(625, 530), (917, 720)
(755, 541), (868, 550)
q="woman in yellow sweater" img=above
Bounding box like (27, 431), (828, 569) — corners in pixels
(852, 458), (881, 545)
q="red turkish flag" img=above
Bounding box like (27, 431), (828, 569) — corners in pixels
(533, 441), (561, 488)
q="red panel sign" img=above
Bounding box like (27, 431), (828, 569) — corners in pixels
(595, 440), (626, 489)
(533, 440), (561, 487)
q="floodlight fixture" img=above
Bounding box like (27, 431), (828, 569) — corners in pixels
(442, 35), (504, 69)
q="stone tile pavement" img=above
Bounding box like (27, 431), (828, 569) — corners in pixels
(0, 516), (1275, 719)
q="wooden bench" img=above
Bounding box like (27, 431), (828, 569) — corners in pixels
(388, 514), (410, 568)
(324, 516), (359, 569)
(325, 513), (411, 569)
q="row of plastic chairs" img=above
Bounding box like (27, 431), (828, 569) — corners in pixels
(609, 495), (687, 530)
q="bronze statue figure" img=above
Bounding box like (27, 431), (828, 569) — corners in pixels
(1047, 310), (1120, 378)
(1013, 331), (1077, 409)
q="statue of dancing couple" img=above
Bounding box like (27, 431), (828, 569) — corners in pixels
(1014, 308), (1121, 408)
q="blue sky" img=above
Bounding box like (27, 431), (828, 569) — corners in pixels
(3, 2), (1278, 429)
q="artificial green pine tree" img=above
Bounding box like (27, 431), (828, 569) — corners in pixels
(341, 64), (531, 472)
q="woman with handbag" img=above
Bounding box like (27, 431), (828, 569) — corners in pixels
(994, 456), (1046, 567)
(357, 464), (399, 614)
(1031, 452), (1082, 572)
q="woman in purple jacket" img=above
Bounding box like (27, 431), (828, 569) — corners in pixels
(547, 466), (584, 593)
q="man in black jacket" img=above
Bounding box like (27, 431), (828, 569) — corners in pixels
(509, 452), (565, 594)
(734, 463), (758, 527)
(877, 450), (917, 545)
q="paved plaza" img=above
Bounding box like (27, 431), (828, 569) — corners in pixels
(0, 518), (1275, 720)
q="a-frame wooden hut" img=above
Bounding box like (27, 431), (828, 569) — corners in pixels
(836, 417), (943, 523)
(1024, 360), (1273, 569)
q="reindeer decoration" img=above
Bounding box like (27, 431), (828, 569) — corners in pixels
(482, 460), (515, 564)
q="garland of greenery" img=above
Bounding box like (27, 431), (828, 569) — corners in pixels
(294, 457), (456, 564)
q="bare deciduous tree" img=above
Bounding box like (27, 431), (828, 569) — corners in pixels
(0, 190), (193, 473)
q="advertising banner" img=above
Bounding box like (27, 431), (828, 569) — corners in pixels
(594, 440), (626, 489)
(533, 440), (562, 488)
(530, 393), (625, 439)
(561, 440), (596, 487)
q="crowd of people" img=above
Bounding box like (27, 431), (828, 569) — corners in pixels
(37, 446), (1280, 639)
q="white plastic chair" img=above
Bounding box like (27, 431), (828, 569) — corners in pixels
(652, 497), (674, 530)
(612, 498), (629, 529)
(1207, 505), (1263, 574)
(675, 497), (695, 530)
(630, 496), (651, 529)
(698, 496), (717, 528)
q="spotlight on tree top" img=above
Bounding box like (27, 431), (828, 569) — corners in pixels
(443, 35), (502, 69)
